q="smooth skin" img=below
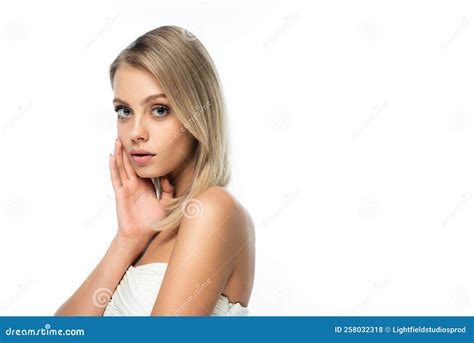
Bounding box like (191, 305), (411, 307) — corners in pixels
(55, 65), (255, 316)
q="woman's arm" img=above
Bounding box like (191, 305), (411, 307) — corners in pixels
(150, 186), (248, 315)
(56, 138), (175, 315)
(54, 235), (148, 316)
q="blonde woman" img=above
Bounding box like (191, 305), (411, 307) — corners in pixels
(55, 26), (255, 316)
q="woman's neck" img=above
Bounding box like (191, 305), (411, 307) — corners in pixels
(168, 159), (195, 198)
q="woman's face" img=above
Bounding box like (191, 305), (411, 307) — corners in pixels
(112, 64), (196, 180)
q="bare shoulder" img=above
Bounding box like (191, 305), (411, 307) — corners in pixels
(177, 185), (255, 259)
(151, 186), (255, 314)
(193, 186), (254, 239)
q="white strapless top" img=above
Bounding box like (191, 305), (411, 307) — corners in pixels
(103, 262), (249, 316)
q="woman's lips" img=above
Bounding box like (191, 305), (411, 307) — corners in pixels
(131, 154), (156, 165)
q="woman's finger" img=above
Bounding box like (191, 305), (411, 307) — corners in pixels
(160, 176), (175, 200)
(109, 153), (122, 190)
(122, 145), (137, 181)
(115, 138), (129, 182)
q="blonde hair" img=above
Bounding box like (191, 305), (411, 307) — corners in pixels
(109, 25), (231, 233)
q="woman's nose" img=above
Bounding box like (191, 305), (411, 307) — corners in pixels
(130, 116), (149, 142)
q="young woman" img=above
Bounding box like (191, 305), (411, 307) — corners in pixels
(55, 25), (255, 316)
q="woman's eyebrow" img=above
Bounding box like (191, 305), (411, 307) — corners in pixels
(112, 93), (168, 106)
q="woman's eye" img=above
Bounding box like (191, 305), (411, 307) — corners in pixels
(152, 105), (170, 118)
(114, 105), (169, 119)
(114, 105), (131, 119)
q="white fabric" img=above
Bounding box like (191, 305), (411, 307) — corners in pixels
(103, 262), (249, 316)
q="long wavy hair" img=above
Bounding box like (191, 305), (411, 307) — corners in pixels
(109, 25), (231, 233)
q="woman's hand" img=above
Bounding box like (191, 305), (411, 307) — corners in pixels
(109, 137), (175, 244)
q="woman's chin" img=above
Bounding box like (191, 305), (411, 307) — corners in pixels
(135, 169), (163, 179)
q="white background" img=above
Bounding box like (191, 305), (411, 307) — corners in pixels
(0, 0), (473, 316)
